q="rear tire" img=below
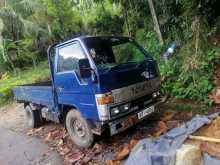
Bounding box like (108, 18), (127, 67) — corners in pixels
(66, 110), (94, 148)
(25, 105), (41, 128)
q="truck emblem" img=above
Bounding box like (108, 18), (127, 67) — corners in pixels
(141, 71), (150, 79)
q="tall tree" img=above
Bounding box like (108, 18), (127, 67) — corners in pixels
(147, 0), (164, 45)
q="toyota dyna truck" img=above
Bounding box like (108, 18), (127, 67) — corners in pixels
(13, 36), (173, 148)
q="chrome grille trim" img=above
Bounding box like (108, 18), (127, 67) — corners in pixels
(111, 77), (160, 104)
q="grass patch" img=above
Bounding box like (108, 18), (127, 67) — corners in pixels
(161, 98), (210, 115)
(0, 61), (50, 106)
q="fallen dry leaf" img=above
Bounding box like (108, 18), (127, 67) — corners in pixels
(82, 155), (92, 164)
(128, 139), (138, 150)
(26, 130), (34, 136)
(114, 137), (144, 161)
(64, 152), (84, 165)
(200, 142), (220, 160)
(59, 146), (71, 155)
(160, 111), (176, 121)
(106, 160), (120, 165)
(209, 87), (220, 104)
(115, 145), (130, 160)
(45, 132), (52, 142)
(173, 111), (193, 121)
(34, 127), (43, 133)
(194, 117), (220, 138)
(166, 120), (181, 130)
(51, 129), (61, 138)
(92, 143), (102, 154)
(58, 139), (64, 146)
(153, 121), (168, 137)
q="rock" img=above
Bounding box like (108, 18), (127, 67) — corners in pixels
(175, 144), (202, 165)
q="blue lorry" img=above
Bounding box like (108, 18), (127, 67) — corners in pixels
(13, 36), (173, 148)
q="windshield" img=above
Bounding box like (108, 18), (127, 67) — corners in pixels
(83, 37), (147, 69)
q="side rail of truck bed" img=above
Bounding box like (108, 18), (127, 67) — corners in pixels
(13, 86), (53, 107)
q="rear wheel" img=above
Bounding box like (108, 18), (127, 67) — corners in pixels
(25, 105), (41, 128)
(66, 110), (94, 148)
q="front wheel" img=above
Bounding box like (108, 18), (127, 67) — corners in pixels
(66, 110), (94, 148)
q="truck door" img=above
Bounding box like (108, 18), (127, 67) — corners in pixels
(54, 41), (98, 120)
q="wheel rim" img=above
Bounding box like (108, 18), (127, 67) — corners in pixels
(73, 119), (86, 137)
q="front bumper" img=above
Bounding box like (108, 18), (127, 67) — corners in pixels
(108, 100), (163, 135)
(91, 95), (167, 136)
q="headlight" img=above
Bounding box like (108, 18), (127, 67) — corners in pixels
(120, 103), (130, 112)
(111, 103), (130, 116)
(111, 107), (120, 116)
(152, 92), (157, 98)
(152, 91), (160, 98)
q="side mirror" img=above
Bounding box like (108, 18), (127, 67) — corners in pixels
(162, 42), (177, 60)
(78, 58), (91, 79)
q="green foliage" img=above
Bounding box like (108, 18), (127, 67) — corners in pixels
(0, 61), (50, 106)
(160, 45), (216, 104)
(0, 0), (50, 72)
(136, 29), (162, 59)
(0, 0), (219, 106)
(81, 1), (123, 35)
(43, 0), (83, 39)
(86, 10), (123, 35)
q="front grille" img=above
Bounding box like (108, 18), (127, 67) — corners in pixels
(130, 94), (153, 110)
(110, 94), (155, 119)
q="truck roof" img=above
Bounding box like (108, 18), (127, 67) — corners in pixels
(55, 35), (130, 48)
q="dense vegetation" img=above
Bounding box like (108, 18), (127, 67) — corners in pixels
(0, 0), (220, 105)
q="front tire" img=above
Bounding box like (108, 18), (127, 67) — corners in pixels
(25, 105), (41, 128)
(66, 110), (94, 148)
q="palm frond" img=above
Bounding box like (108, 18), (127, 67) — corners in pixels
(20, 0), (46, 14)
(20, 17), (47, 37)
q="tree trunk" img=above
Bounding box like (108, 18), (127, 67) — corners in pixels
(147, 0), (164, 45)
(124, 10), (131, 37)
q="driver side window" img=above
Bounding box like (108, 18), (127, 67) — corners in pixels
(57, 42), (86, 72)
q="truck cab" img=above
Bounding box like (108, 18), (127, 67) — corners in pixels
(14, 36), (164, 148)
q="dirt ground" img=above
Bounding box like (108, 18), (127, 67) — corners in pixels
(0, 103), (28, 133)
(0, 101), (197, 165)
(0, 103), (62, 165)
(1, 99), (220, 165)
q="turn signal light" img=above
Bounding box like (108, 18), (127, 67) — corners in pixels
(96, 95), (113, 105)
